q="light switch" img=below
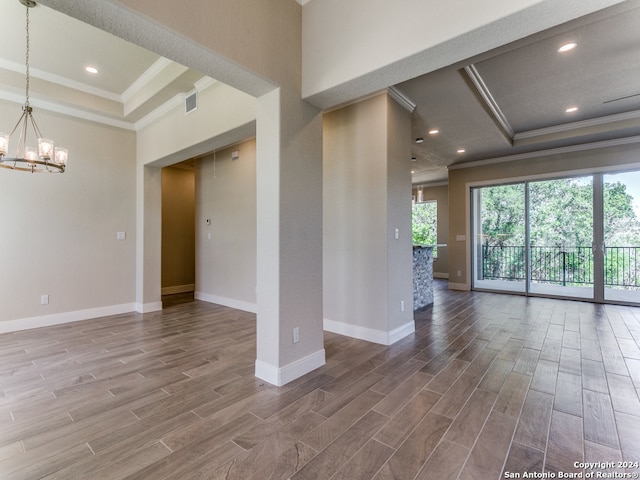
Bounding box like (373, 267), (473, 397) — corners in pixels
(117, 231), (126, 240)
(456, 234), (466, 241)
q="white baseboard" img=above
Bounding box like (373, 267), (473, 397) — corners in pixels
(255, 349), (326, 386)
(323, 318), (415, 345)
(448, 282), (470, 291)
(0, 303), (137, 334)
(433, 272), (449, 279)
(161, 284), (195, 295)
(136, 301), (163, 313)
(194, 291), (257, 314)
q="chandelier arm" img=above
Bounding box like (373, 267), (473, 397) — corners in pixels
(28, 110), (44, 141)
(18, 110), (28, 158)
(8, 109), (28, 138)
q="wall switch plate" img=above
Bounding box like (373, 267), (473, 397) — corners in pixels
(456, 234), (466, 241)
(116, 231), (126, 240)
(400, 300), (405, 312)
(40, 294), (49, 305)
(394, 228), (399, 240)
(293, 327), (300, 344)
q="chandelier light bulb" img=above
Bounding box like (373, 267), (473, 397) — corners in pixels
(55, 148), (68, 165)
(38, 138), (53, 160)
(24, 147), (37, 161)
(0, 133), (8, 156)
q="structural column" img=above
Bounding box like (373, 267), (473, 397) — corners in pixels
(255, 87), (325, 386)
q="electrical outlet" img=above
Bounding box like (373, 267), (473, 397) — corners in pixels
(457, 270), (462, 277)
(40, 294), (49, 305)
(293, 327), (300, 344)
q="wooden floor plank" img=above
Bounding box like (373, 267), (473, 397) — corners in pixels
(544, 410), (583, 474)
(513, 389), (554, 451)
(583, 389), (619, 449)
(373, 412), (452, 480)
(458, 411), (517, 480)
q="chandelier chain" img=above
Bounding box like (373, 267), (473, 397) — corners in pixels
(25, 3), (30, 107)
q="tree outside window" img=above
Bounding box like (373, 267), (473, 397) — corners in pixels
(412, 201), (438, 257)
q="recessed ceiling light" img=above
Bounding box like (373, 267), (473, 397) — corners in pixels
(411, 170), (415, 174)
(411, 156), (417, 162)
(85, 66), (99, 74)
(565, 106), (578, 113)
(457, 148), (466, 154)
(415, 138), (424, 144)
(558, 42), (577, 53)
(428, 129), (439, 135)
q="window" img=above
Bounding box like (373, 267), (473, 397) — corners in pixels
(412, 200), (438, 257)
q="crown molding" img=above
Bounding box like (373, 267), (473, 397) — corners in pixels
(121, 57), (173, 103)
(0, 89), (135, 130)
(0, 58), (121, 102)
(387, 86), (416, 113)
(194, 76), (217, 92)
(514, 108), (640, 141)
(448, 134), (640, 170)
(134, 74), (219, 130)
(134, 93), (182, 130)
(464, 64), (514, 139)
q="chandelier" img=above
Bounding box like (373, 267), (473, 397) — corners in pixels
(0, 0), (68, 173)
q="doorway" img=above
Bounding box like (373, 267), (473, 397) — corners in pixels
(161, 164), (196, 303)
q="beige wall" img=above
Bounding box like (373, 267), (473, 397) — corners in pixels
(161, 166), (195, 293)
(137, 82), (256, 167)
(448, 142), (640, 289)
(195, 140), (257, 312)
(323, 93), (413, 343)
(0, 100), (136, 327)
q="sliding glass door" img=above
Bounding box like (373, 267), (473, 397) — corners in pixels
(528, 176), (594, 299)
(604, 171), (640, 303)
(472, 184), (526, 293)
(472, 171), (640, 304)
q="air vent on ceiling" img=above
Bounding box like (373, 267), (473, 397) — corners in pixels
(185, 90), (197, 114)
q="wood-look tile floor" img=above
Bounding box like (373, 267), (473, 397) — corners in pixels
(2, 281), (640, 479)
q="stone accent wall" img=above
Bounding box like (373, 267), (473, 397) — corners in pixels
(413, 246), (434, 309)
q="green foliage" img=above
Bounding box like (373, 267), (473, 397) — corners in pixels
(412, 201), (437, 246)
(479, 178), (640, 248)
(477, 177), (640, 289)
(477, 184), (525, 247)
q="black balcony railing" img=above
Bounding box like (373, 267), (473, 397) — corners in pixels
(482, 245), (640, 289)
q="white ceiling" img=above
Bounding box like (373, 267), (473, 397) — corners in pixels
(1, 0), (639, 182)
(398, 0), (640, 185)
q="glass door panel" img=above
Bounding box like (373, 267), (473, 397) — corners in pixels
(472, 184), (526, 293)
(528, 177), (594, 299)
(604, 171), (640, 303)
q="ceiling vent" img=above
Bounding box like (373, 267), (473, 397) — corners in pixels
(185, 90), (197, 114)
